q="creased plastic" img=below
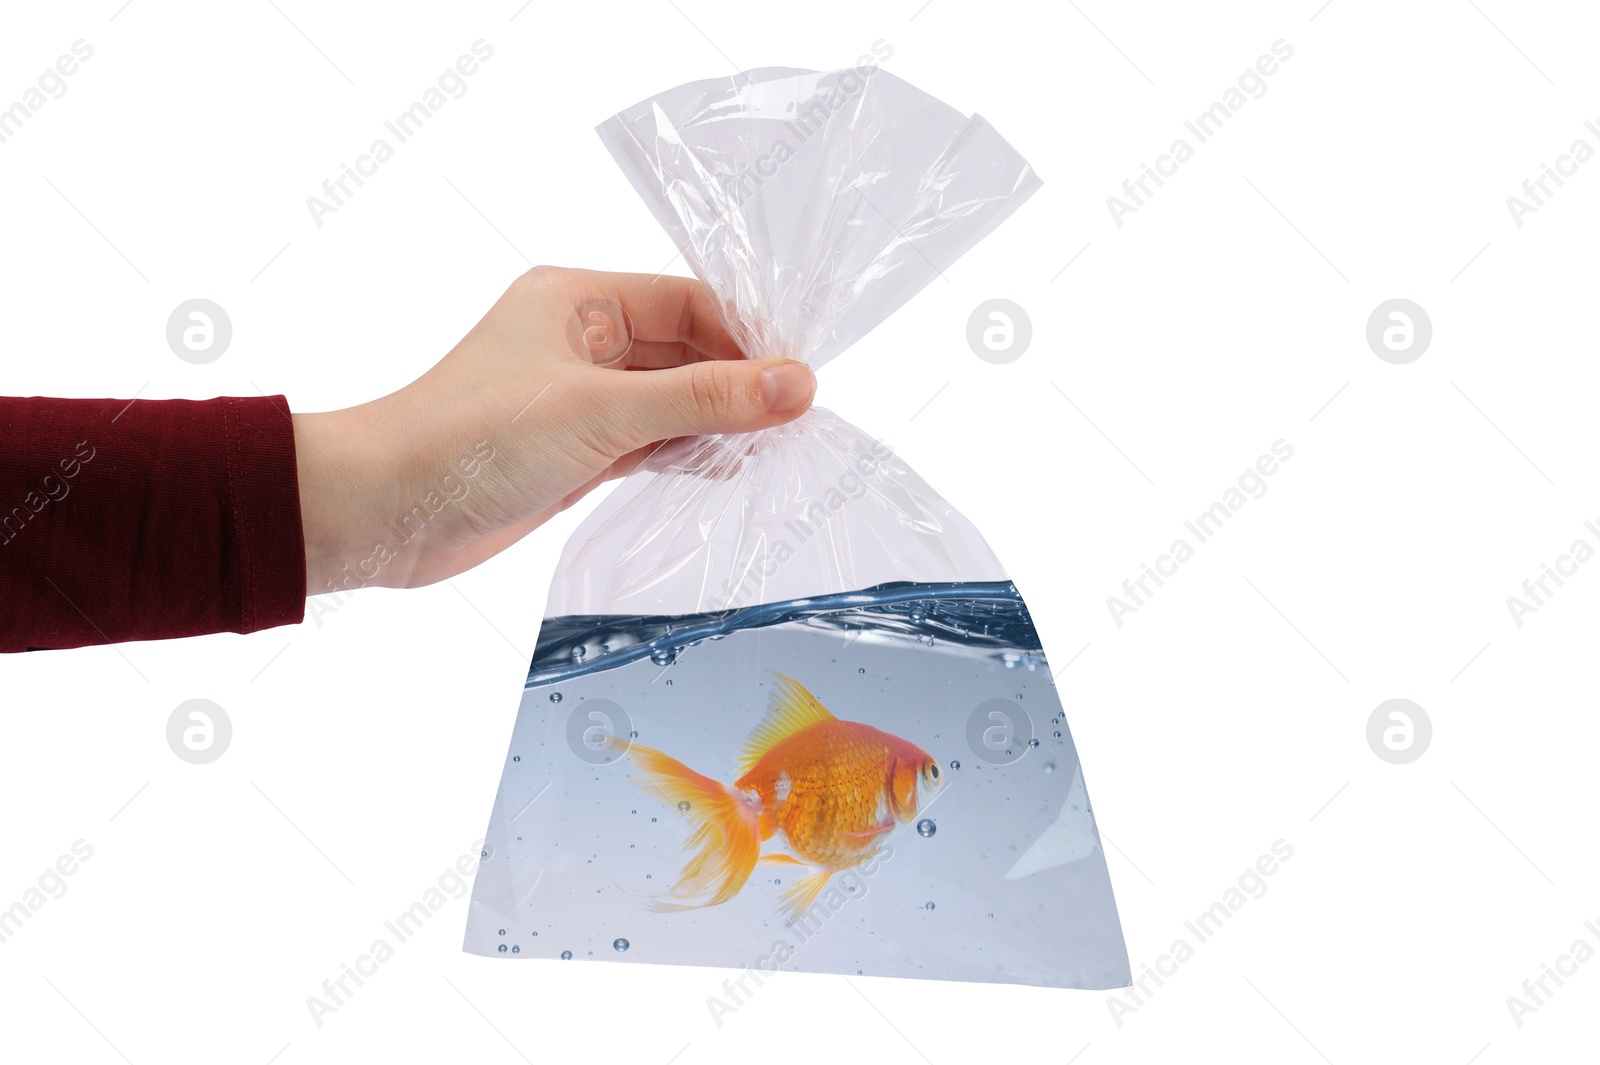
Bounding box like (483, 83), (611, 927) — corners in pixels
(551, 66), (1040, 617)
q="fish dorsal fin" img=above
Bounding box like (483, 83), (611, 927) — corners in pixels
(736, 673), (835, 773)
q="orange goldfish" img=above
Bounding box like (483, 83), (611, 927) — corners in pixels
(617, 671), (942, 922)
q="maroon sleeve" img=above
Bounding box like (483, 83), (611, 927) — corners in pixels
(0, 395), (307, 652)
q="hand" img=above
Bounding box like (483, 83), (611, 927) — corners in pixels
(291, 266), (816, 593)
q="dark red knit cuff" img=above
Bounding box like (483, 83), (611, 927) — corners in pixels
(0, 395), (307, 652)
(225, 395), (308, 633)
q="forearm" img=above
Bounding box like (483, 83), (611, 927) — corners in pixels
(0, 395), (306, 651)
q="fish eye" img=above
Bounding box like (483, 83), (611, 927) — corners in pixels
(927, 763), (940, 781)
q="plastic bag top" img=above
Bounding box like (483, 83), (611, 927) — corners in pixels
(596, 65), (1042, 371)
(549, 68), (1041, 618)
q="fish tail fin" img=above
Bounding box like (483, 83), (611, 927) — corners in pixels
(623, 742), (760, 910)
(778, 867), (834, 925)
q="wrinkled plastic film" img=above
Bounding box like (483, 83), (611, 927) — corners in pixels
(598, 68), (1040, 371)
(554, 67), (1040, 618)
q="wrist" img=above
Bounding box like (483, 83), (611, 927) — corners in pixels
(293, 405), (405, 595)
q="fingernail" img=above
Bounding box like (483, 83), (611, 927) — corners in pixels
(760, 361), (815, 412)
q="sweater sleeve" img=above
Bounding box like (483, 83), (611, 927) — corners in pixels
(0, 395), (307, 652)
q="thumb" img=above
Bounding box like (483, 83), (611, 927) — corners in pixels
(598, 357), (815, 452)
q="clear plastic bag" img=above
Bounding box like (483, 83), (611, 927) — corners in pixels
(465, 66), (1130, 990)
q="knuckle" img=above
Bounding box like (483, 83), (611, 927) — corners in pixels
(512, 265), (563, 294)
(687, 361), (738, 422)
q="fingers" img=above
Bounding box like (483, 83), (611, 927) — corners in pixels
(531, 266), (745, 366)
(590, 356), (815, 452)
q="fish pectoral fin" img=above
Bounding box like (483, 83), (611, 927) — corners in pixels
(779, 867), (835, 925)
(757, 853), (807, 866)
(735, 673), (836, 774)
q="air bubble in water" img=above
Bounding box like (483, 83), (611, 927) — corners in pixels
(1028, 738), (1040, 749)
(1054, 731), (1062, 738)
(498, 929), (506, 936)
(560, 950), (573, 960)
(949, 760), (960, 771)
(497, 944), (507, 953)
(512, 755), (520, 762)
(630, 731), (639, 738)
(677, 801), (691, 812)
(916, 819), (936, 838)
(511, 945), (520, 954)
(666, 679), (673, 686)
(650, 647), (678, 666)
(549, 692), (563, 703)
(1044, 762), (1056, 774)
(613, 938), (630, 952)
(570, 646), (585, 661)
(924, 902), (936, 911)
(858, 668), (866, 674)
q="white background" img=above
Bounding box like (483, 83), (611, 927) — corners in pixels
(1, 1), (1596, 1062)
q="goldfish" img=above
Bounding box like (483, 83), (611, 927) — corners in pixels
(616, 671), (942, 922)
